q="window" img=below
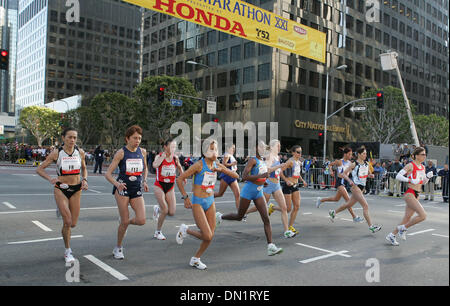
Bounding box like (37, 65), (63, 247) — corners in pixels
(244, 42), (255, 58)
(281, 91), (292, 108)
(207, 30), (216, 45)
(230, 45), (241, 62)
(309, 96), (319, 112)
(258, 63), (271, 81)
(217, 72), (227, 88)
(218, 49), (228, 65)
(257, 89), (270, 108)
(309, 71), (319, 88)
(299, 68), (307, 85)
(243, 66), (255, 84)
(295, 94), (306, 110)
(258, 44), (272, 56)
(230, 69), (240, 86)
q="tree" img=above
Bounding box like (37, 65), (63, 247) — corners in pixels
(361, 86), (413, 144)
(133, 75), (200, 143)
(90, 92), (138, 148)
(63, 106), (102, 146)
(19, 106), (61, 146)
(414, 114), (449, 146)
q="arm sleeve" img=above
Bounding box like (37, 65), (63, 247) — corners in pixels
(396, 169), (410, 183)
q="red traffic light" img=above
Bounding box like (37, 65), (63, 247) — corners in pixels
(376, 92), (382, 98)
(213, 118), (219, 123)
(318, 132), (323, 136)
(1, 51), (7, 57)
(159, 87), (165, 92)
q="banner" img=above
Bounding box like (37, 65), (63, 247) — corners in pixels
(123, 0), (326, 63)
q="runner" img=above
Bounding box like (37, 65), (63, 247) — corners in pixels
(105, 125), (149, 260)
(316, 147), (364, 223)
(216, 141), (284, 256)
(328, 147), (382, 233)
(175, 139), (238, 270)
(386, 147), (433, 245)
(214, 144), (240, 211)
(36, 128), (88, 264)
(152, 139), (184, 240)
(246, 140), (294, 238)
(279, 145), (308, 236)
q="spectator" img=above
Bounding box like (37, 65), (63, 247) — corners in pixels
(424, 160), (437, 201)
(393, 143), (402, 161)
(388, 159), (403, 197)
(438, 164), (449, 203)
(303, 155), (312, 186)
(322, 158), (331, 189)
(372, 162), (384, 194)
(310, 157), (320, 189)
(94, 145), (105, 174)
(400, 144), (410, 161)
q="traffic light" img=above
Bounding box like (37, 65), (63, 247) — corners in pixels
(376, 91), (384, 109)
(157, 86), (165, 102)
(212, 117), (219, 123)
(0, 49), (9, 70)
(318, 132), (324, 143)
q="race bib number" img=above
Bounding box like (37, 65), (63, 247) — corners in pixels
(61, 156), (81, 175)
(359, 166), (369, 179)
(293, 165), (301, 177)
(275, 168), (281, 178)
(201, 171), (217, 191)
(161, 165), (176, 177)
(126, 159), (143, 176)
(258, 163), (268, 175)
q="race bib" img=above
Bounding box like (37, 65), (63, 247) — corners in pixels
(275, 168), (281, 178)
(258, 163), (268, 175)
(61, 156), (81, 175)
(161, 165), (176, 177)
(359, 166), (369, 179)
(126, 159), (143, 176)
(201, 171), (217, 192)
(293, 165), (301, 177)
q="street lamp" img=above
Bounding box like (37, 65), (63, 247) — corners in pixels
(380, 51), (419, 147)
(186, 60), (213, 97)
(323, 64), (347, 162)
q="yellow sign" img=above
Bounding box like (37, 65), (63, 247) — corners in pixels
(294, 120), (349, 135)
(123, 0), (326, 63)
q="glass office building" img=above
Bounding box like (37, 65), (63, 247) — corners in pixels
(141, 0), (449, 156)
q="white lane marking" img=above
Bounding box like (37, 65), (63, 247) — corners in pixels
(7, 235), (83, 245)
(2, 202), (16, 209)
(175, 224), (197, 228)
(32, 220), (52, 232)
(388, 210), (404, 213)
(395, 204), (406, 207)
(302, 212), (312, 215)
(300, 251), (350, 264)
(89, 189), (102, 194)
(340, 218), (353, 222)
(432, 234), (449, 238)
(352, 208), (362, 210)
(84, 255), (129, 281)
(407, 229), (435, 236)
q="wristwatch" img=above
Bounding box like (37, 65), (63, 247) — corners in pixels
(181, 194), (189, 200)
(82, 178), (88, 183)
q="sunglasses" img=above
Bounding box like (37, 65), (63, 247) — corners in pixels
(295, 151), (302, 154)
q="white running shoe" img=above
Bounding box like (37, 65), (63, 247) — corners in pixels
(316, 197), (322, 208)
(153, 205), (160, 221)
(176, 224), (188, 245)
(113, 247), (125, 260)
(216, 212), (223, 226)
(329, 210), (336, 222)
(397, 225), (407, 241)
(353, 216), (364, 223)
(284, 230), (296, 238)
(154, 231), (166, 240)
(386, 233), (399, 246)
(242, 214), (248, 222)
(64, 252), (75, 264)
(369, 224), (382, 233)
(189, 257), (207, 270)
(267, 243), (283, 256)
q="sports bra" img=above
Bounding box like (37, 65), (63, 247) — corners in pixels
(284, 158), (302, 179)
(193, 158), (217, 193)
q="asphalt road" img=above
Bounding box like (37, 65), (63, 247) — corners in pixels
(0, 165), (448, 286)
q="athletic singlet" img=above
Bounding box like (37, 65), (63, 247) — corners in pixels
(352, 161), (369, 186)
(269, 158), (281, 179)
(156, 154), (177, 183)
(284, 158), (302, 179)
(117, 146), (144, 186)
(250, 157), (268, 182)
(56, 146), (81, 176)
(224, 153), (238, 172)
(193, 158), (217, 193)
(408, 162), (426, 184)
(337, 159), (351, 185)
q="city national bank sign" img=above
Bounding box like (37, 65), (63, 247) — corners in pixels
(294, 120), (351, 139)
(123, 0), (326, 63)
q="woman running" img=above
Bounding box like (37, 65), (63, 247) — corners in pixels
(36, 128), (88, 264)
(152, 139), (184, 240)
(246, 140), (294, 238)
(316, 147), (364, 223)
(386, 147), (433, 245)
(328, 147), (382, 233)
(214, 144), (240, 210)
(216, 141), (284, 256)
(279, 145), (307, 236)
(105, 125), (149, 260)
(175, 139), (238, 270)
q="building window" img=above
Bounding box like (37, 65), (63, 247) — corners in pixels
(218, 49), (228, 65)
(243, 66), (255, 84)
(258, 63), (271, 81)
(230, 45), (241, 62)
(230, 69), (241, 86)
(257, 89), (270, 108)
(217, 72), (227, 88)
(244, 42), (255, 59)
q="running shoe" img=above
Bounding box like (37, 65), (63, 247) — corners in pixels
(216, 212), (223, 226)
(242, 214), (248, 222)
(268, 203), (275, 216)
(316, 197), (322, 208)
(329, 210), (336, 222)
(289, 226), (299, 235)
(397, 225), (407, 241)
(176, 224), (188, 245)
(112, 247), (125, 260)
(153, 205), (160, 221)
(386, 233), (399, 246)
(353, 216), (364, 223)
(64, 252), (75, 264)
(190, 257), (207, 270)
(154, 231), (166, 240)
(267, 243), (283, 256)
(284, 230), (296, 238)
(369, 224), (382, 233)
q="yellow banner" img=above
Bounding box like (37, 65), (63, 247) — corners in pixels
(123, 0), (326, 63)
